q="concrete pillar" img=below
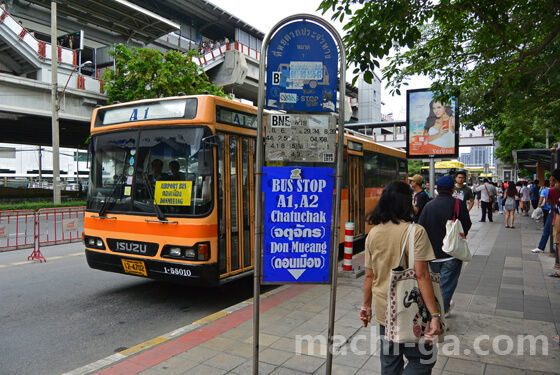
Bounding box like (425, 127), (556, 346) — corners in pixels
(536, 163), (545, 185)
(212, 49), (248, 87)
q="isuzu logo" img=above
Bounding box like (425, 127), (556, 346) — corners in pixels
(116, 242), (147, 253)
(107, 239), (159, 256)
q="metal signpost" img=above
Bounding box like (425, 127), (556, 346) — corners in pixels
(254, 14), (346, 375)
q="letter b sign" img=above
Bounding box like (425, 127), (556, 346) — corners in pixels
(272, 72), (281, 85)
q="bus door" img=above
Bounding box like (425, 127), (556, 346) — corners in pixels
(217, 134), (255, 278)
(348, 155), (364, 237)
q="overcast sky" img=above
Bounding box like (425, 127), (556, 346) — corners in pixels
(209, 0), (431, 120)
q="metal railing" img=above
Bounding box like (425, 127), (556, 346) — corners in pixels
(0, 207), (86, 262)
(0, 210), (36, 251)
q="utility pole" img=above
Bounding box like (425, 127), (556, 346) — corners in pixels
(51, 1), (60, 203)
(38, 146), (42, 183)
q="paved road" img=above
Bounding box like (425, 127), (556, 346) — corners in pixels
(0, 243), (268, 375)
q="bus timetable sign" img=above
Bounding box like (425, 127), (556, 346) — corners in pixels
(262, 167), (333, 283)
(266, 114), (336, 163)
(266, 21), (338, 112)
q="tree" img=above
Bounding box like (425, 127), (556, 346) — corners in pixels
(102, 45), (226, 103)
(408, 160), (423, 176)
(318, 0), (560, 161)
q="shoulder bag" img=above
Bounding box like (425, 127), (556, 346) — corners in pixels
(385, 224), (446, 343)
(442, 199), (473, 262)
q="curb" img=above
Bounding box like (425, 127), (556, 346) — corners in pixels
(62, 284), (292, 375)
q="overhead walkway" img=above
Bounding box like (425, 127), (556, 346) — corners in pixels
(0, 8), (105, 147)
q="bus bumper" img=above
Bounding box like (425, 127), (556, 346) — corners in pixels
(85, 249), (220, 286)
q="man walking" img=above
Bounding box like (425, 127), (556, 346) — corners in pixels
(520, 181), (531, 216)
(452, 170), (474, 211)
(476, 178), (497, 222)
(410, 174), (430, 222)
(419, 176), (472, 319)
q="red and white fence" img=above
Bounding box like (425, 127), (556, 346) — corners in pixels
(0, 210), (36, 251)
(0, 207), (85, 262)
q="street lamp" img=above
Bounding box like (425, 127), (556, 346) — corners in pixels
(57, 61), (93, 110)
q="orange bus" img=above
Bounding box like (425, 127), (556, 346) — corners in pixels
(84, 95), (407, 286)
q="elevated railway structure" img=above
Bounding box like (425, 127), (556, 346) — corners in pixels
(0, 0), (290, 149)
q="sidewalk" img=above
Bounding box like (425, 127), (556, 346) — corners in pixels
(65, 207), (560, 375)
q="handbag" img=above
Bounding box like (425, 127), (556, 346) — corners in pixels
(442, 199), (473, 262)
(532, 207), (543, 220)
(385, 224), (446, 343)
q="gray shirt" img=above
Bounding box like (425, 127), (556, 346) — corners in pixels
(453, 185), (473, 202)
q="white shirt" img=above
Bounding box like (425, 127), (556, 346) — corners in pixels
(475, 182), (497, 203)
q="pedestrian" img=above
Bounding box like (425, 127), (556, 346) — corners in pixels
(520, 181), (531, 216)
(503, 182), (518, 228)
(475, 178), (497, 222)
(515, 181), (522, 212)
(530, 179), (541, 210)
(410, 174), (429, 222)
(360, 181), (442, 373)
(497, 182), (505, 214)
(474, 182), (481, 208)
(452, 170), (474, 211)
(548, 195), (560, 278)
(418, 176), (472, 320)
(531, 180), (552, 252)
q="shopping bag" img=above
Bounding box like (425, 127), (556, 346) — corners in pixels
(532, 207), (543, 220)
(442, 199), (472, 262)
(385, 224), (446, 343)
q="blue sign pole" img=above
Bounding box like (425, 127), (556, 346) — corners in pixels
(262, 167), (334, 283)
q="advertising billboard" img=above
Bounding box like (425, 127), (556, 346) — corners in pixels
(406, 88), (459, 159)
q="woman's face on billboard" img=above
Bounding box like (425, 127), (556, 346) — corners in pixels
(432, 101), (446, 118)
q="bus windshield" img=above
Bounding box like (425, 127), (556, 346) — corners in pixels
(87, 127), (213, 216)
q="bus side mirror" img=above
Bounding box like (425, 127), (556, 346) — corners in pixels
(198, 149), (213, 176)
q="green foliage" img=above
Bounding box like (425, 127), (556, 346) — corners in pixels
(0, 200), (86, 211)
(102, 45), (227, 103)
(318, 0), (560, 161)
(408, 160), (423, 176)
(518, 169), (532, 179)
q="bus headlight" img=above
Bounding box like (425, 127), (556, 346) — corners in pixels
(162, 242), (210, 261)
(169, 247), (182, 257)
(84, 235), (106, 250)
(184, 249), (196, 259)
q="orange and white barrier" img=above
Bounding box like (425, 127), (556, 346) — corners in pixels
(343, 222), (354, 271)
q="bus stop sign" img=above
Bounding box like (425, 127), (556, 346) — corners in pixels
(262, 166), (334, 283)
(266, 21), (338, 112)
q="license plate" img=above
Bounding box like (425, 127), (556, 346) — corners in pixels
(121, 259), (148, 277)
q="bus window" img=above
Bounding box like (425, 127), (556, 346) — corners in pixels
(87, 127), (213, 216)
(88, 132), (136, 213)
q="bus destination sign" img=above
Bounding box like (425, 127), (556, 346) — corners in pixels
(261, 167), (333, 283)
(265, 114), (336, 163)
